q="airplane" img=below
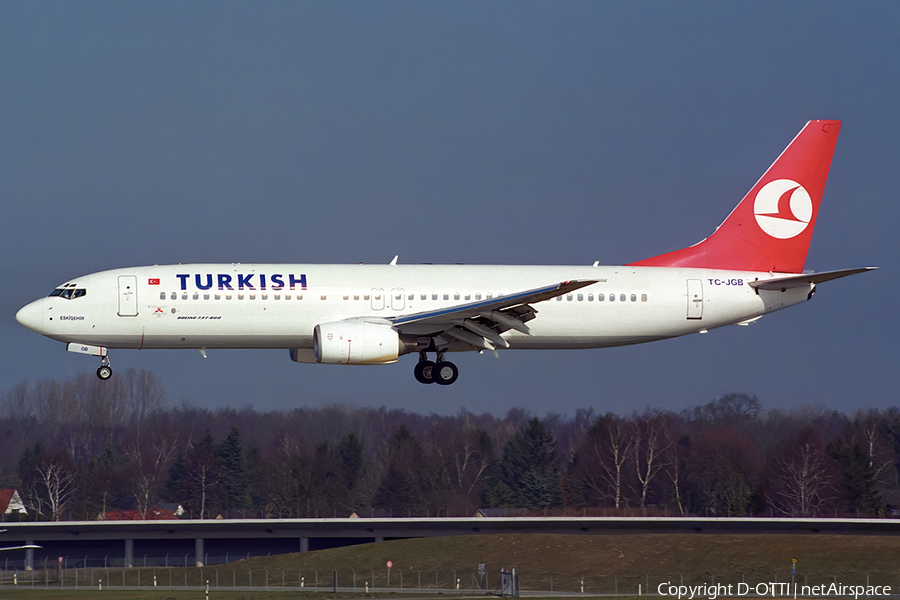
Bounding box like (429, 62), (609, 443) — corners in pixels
(16, 120), (875, 385)
(0, 530), (41, 552)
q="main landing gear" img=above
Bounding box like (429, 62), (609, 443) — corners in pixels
(414, 352), (458, 385)
(96, 356), (112, 381)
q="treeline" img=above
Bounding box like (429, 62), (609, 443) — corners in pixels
(1, 370), (898, 520)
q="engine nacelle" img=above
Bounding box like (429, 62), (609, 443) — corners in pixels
(312, 321), (401, 365)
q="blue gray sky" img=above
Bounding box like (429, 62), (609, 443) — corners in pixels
(1, 2), (895, 416)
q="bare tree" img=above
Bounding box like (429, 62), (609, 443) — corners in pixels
(124, 431), (178, 519)
(124, 369), (165, 438)
(185, 431), (220, 519)
(421, 419), (494, 515)
(632, 409), (675, 508)
(22, 451), (78, 521)
(578, 414), (635, 509)
(767, 428), (836, 517)
(262, 434), (306, 518)
(853, 411), (893, 484)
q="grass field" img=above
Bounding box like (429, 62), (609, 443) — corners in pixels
(2, 532), (898, 598)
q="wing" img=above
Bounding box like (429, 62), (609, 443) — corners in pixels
(389, 279), (598, 351)
(0, 545), (41, 551)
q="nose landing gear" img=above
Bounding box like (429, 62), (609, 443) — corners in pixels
(96, 356), (112, 380)
(413, 351), (458, 385)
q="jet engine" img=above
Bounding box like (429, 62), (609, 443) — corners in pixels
(312, 321), (402, 365)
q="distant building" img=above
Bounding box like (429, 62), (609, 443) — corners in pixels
(0, 489), (27, 520)
(474, 508), (528, 518)
(100, 508), (178, 521)
(158, 503), (186, 517)
(348, 509), (393, 518)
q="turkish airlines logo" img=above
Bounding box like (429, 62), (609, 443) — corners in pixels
(753, 179), (812, 239)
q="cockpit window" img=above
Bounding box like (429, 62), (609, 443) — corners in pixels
(49, 288), (87, 299)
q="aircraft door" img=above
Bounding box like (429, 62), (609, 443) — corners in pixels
(391, 287), (405, 311)
(118, 275), (139, 317)
(686, 279), (703, 320)
(370, 288), (385, 311)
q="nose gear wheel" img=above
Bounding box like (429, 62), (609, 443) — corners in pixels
(96, 356), (112, 380)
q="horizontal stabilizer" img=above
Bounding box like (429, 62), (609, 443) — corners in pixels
(748, 267), (877, 291)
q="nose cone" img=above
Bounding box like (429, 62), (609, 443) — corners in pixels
(16, 300), (44, 333)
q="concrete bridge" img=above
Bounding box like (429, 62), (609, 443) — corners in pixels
(2, 517), (898, 570)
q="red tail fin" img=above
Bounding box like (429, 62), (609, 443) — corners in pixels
(629, 120), (840, 273)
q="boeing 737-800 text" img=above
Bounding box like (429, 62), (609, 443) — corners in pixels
(16, 120), (875, 385)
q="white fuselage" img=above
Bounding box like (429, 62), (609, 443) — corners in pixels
(17, 263), (810, 354)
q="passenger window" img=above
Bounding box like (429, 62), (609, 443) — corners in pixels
(598, 293), (604, 301)
(159, 292), (166, 300)
(273, 294), (280, 300)
(182, 293), (188, 300)
(320, 294), (327, 300)
(343, 295), (349, 300)
(215, 294), (221, 300)
(642, 294), (648, 302)
(588, 293), (594, 301)
(203, 293), (210, 300)
(464, 294), (470, 300)
(620, 294), (626, 302)
(364, 294), (370, 301)
(577, 293), (583, 301)
(566, 294), (572, 301)
(443, 293), (449, 300)
(408, 293), (414, 300)
(610, 294), (615, 302)
(454, 293), (460, 300)
(631, 294), (637, 302)
(475, 293), (481, 300)
(193, 292), (199, 300)
(556, 296), (562, 301)
(354, 294), (360, 301)
(432, 293), (437, 300)
(170, 292), (177, 300)
(487, 293), (493, 299)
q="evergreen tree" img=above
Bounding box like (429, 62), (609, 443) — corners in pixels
(487, 418), (562, 508)
(829, 439), (884, 515)
(337, 432), (364, 509)
(218, 427), (251, 513)
(165, 451), (186, 505)
(337, 432), (363, 489)
(374, 425), (422, 514)
(87, 443), (129, 518)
